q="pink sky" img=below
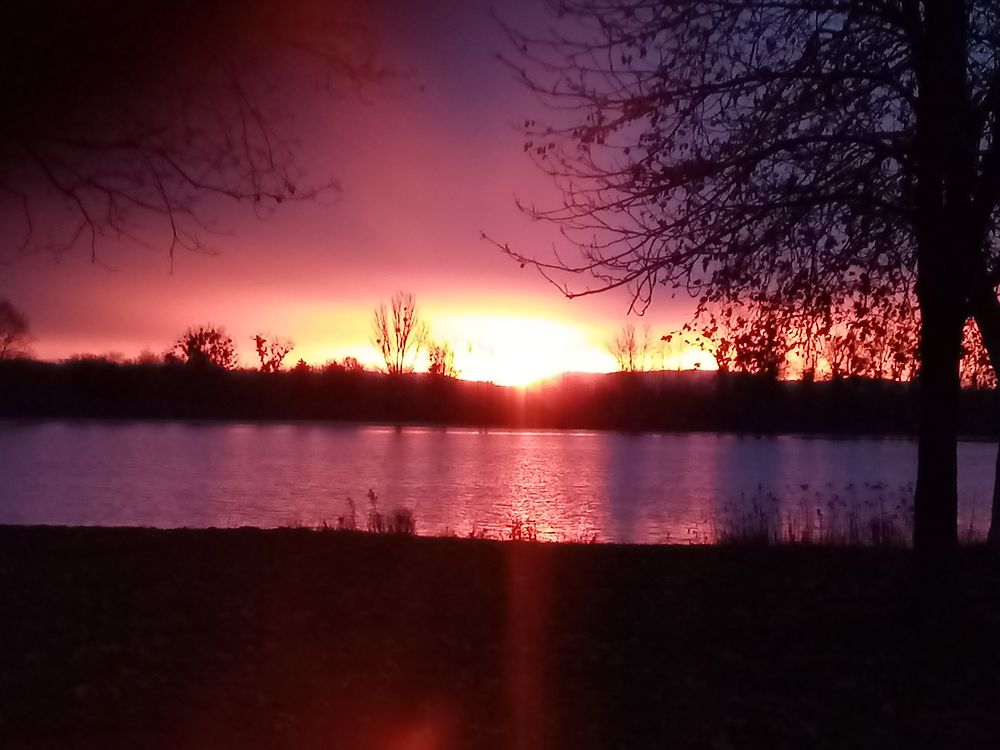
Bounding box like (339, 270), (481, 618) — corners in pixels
(2, 0), (709, 384)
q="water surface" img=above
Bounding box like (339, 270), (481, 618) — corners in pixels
(0, 421), (993, 542)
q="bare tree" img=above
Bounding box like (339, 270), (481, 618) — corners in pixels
(0, 0), (388, 265)
(170, 325), (238, 370)
(371, 292), (428, 375)
(0, 299), (31, 359)
(498, 0), (1000, 564)
(610, 322), (653, 372)
(253, 334), (294, 373)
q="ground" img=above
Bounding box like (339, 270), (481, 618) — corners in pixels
(1, 527), (999, 749)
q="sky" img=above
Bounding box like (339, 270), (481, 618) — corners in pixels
(2, 0), (712, 385)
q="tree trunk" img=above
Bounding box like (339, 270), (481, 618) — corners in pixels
(910, 1), (973, 572)
(970, 289), (1000, 547)
(914, 295), (963, 572)
(990, 444), (1000, 547)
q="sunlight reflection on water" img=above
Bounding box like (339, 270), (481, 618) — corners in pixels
(0, 421), (993, 543)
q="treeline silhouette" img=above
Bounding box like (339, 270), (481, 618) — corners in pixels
(1, 358), (997, 436)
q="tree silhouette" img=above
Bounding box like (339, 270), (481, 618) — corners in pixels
(428, 341), (459, 378)
(610, 322), (654, 372)
(0, 0), (387, 264)
(500, 0), (1000, 565)
(371, 292), (428, 375)
(692, 291), (920, 381)
(961, 321), (996, 390)
(323, 356), (366, 373)
(0, 300), (31, 359)
(170, 326), (238, 370)
(253, 334), (294, 373)
(341, 356), (365, 372)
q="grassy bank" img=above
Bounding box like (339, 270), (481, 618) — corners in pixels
(2, 527), (999, 749)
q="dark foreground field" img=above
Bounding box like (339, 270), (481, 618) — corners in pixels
(2, 527), (1000, 749)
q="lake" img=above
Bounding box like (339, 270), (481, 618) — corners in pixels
(0, 420), (994, 543)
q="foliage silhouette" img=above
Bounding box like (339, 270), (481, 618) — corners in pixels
(498, 0), (1000, 564)
(253, 334), (294, 373)
(170, 326), (238, 370)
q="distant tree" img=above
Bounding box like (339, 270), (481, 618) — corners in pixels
(610, 322), (653, 373)
(253, 334), (294, 373)
(66, 352), (125, 365)
(292, 358), (311, 373)
(341, 356), (365, 372)
(323, 356), (365, 374)
(371, 291), (428, 374)
(0, 0), (388, 264)
(132, 348), (162, 366)
(499, 0), (1000, 563)
(171, 326), (238, 370)
(0, 300), (31, 359)
(428, 341), (459, 378)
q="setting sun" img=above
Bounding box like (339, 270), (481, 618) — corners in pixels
(437, 314), (616, 386)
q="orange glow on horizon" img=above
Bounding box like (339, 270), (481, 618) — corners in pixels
(279, 312), (620, 386)
(661, 347), (718, 373)
(25, 290), (716, 385)
(291, 312), (717, 385)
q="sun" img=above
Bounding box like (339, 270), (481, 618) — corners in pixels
(443, 315), (615, 386)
